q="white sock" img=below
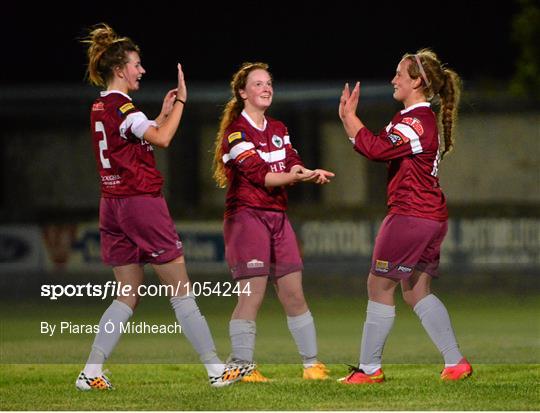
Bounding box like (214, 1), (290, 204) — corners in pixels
(359, 300), (395, 375)
(286, 311), (318, 368)
(84, 299), (133, 377)
(413, 294), (463, 366)
(170, 295), (224, 376)
(229, 319), (256, 362)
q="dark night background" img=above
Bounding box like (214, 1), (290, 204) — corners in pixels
(2, 1), (523, 85)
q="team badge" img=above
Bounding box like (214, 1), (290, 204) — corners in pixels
(227, 131), (243, 144)
(271, 135), (283, 148)
(388, 133), (408, 147)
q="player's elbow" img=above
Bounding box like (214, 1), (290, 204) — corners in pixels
(151, 141), (167, 149)
(153, 134), (173, 148)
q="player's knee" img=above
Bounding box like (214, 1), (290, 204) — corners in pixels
(279, 290), (306, 312)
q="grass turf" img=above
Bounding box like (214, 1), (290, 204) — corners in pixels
(1, 287), (539, 410)
(1, 363), (538, 410)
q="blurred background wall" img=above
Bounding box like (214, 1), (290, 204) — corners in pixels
(1, 81), (538, 279)
(1, 0), (538, 280)
(2, 82), (538, 221)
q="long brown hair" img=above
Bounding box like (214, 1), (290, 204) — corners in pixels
(80, 23), (140, 87)
(212, 62), (270, 188)
(403, 48), (462, 159)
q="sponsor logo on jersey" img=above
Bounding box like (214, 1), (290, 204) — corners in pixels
(151, 249), (166, 258)
(271, 135), (283, 148)
(269, 161), (286, 172)
(397, 265), (412, 273)
(227, 131), (244, 144)
(92, 102), (104, 111)
(401, 117), (424, 135)
(375, 260), (389, 273)
(247, 259), (265, 269)
(101, 174), (122, 186)
(118, 102), (135, 115)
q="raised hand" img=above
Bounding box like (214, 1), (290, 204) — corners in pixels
(160, 88), (178, 117)
(338, 81), (364, 138)
(338, 83), (350, 120)
(339, 82), (360, 119)
(176, 63), (187, 103)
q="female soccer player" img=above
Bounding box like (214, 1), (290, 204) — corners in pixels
(338, 49), (472, 383)
(76, 24), (253, 390)
(212, 62), (334, 382)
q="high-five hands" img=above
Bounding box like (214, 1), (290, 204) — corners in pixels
(339, 82), (360, 120)
(338, 81), (363, 138)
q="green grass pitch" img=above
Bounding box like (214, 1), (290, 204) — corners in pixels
(1, 280), (539, 410)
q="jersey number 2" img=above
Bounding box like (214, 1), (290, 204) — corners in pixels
(95, 121), (111, 169)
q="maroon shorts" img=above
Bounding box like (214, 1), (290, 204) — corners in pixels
(224, 208), (303, 280)
(99, 195), (183, 266)
(371, 214), (448, 280)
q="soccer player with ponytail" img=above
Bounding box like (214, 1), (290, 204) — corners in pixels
(76, 23), (253, 390)
(213, 62), (334, 382)
(338, 49), (472, 383)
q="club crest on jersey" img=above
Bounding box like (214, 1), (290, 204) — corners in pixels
(118, 102), (135, 115)
(271, 135), (283, 148)
(227, 131), (244, 144)
(401, 117), (424, 135)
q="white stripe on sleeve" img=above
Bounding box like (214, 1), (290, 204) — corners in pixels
(394, 123), (423, 154)
(119, 112), (156, 140)
(222, 141), (256, 163)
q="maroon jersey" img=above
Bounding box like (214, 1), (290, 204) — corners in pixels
(90, 90), (163, 197)
(352, 102), (448, 221)
(221, 111), (303, 216)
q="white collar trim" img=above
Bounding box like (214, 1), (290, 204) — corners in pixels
(401, 102), (430, 114)
(100, 90), (132, 101)
(241, 110), (267, 131)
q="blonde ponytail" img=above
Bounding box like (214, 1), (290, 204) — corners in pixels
(403, 48), (462, 158)
(212, 62), (270, 188)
